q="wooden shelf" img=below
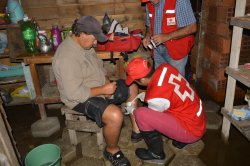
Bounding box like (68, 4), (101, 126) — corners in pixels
(0, 54), (9, 59)
(0, 76), (25, 85)
(0, 45), (10, 59)
(226, 65), (250, 88)
(0, 23), (19, 29)
(221, 0), (249, 142)
(221, 107), (250, 141)
(231, 16), (250, 29)
(4, 96), (31, 106)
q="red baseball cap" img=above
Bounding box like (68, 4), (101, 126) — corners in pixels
(141, 0), (150, 2)
(126, 58), (152, 85)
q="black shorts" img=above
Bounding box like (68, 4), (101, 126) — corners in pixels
(73, 79), (129, 127)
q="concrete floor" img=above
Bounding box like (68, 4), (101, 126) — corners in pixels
(4, 82), (250, 166)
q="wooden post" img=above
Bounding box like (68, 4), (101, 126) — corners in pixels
(0, 99), (20, 165)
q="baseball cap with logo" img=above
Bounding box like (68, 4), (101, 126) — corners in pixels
(76, 16), (107, 42)
(125, 58), (152, 85)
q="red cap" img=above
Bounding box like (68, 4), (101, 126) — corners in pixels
(141, 0), (150, 2)
(126, 58), (152, 85)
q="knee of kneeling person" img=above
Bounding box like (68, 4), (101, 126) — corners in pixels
(134, 107), (148, 119)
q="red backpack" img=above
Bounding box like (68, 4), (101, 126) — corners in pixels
(97, 29), (142, 52)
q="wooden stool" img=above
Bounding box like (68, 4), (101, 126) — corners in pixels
(61, 106), (104, 150)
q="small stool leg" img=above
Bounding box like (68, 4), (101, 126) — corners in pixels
(66, 113), (78, 145)
(62, 106), (104, 150)
(97, 129), (104, 150)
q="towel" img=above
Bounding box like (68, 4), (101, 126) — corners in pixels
(230, 106), (250, 121)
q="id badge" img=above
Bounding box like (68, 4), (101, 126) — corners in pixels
(167, 17), (176, 26)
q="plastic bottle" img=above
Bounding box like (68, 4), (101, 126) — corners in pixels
(20, 16), (37, 54)
(7, 0), (24, 23)
(103, 12), (111, 25)
(102, 12), (111, 34)
(51, 25), (62, 51)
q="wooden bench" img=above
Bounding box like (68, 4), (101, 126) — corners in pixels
(61, 106), (104, 150)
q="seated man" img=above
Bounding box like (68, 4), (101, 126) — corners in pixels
(125, 58), (206, 164)
(52, 16), (141, 166)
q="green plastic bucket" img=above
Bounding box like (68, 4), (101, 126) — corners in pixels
(25, 144), (61, 166)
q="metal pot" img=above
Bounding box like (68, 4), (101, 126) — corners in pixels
(39, 42), (52, 53)
(38, 34), (52, 53)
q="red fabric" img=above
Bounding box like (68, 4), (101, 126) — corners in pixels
(144, 64), (206, 137)
(135, 107), (200, 143)
(125, 58), (152, 85)
(147, 0), (195, 60)
(97, 29), (142, 52)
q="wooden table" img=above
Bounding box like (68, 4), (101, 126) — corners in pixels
(18, 51), (124, 120)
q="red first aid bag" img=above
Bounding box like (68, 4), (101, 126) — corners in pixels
(97, 29), (142, 52)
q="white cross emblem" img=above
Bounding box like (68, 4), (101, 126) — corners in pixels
(168, 73), (194, 102)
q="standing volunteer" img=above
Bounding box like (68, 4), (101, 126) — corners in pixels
(141, 0), (197, 76)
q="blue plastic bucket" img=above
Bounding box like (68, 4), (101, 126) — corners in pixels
(25, 144), (61, 166)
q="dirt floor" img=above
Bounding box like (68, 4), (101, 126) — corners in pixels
(3, 82), (250, 166)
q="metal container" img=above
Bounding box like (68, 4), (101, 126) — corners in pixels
(38, 34), (52, 53)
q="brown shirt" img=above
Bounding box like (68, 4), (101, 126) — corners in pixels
(52, 36), (107, 109)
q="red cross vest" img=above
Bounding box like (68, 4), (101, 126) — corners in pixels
(147, 0), (195, 60)
(145, 64), (206, 137)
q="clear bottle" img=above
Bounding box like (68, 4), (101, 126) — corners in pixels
(51, 25), (62, 51)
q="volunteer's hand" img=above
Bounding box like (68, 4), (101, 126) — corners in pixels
(142, 35), (151, 49)
(152, 34), (169, 46)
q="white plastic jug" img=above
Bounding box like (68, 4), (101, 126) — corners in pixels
(7, 0), (24, 23)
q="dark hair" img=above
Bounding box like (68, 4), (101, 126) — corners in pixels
(144, 61), (154, 78)
(71, 19), (81, 36)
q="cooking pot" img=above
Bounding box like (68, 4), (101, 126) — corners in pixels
(38, 34), (52, 53)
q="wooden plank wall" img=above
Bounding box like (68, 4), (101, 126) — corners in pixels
(21, 0), (146, 33)
(0, 0), (7, 13)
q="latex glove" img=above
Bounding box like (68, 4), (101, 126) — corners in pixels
(123, 92), (146, 115)
(124, 102), (135, 115)
(137, 92), (145, 102)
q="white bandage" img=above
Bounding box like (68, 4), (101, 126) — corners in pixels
(124, 101), (136, 115)
(123, 92), (146, 115)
